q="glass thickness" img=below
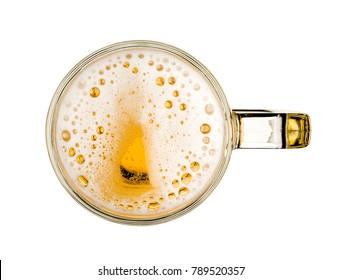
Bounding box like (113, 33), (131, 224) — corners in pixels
(46, 40), (311, 225)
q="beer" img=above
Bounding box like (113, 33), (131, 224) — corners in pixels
(54, 46), (226, 219)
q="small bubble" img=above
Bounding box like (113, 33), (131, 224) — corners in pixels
(209, 149), (216, 156)
(126, 54), (132, 59)
(99, 78), (106, 85)
(91, 135), (97, 141)
(181, 165), (186, 171)
(183, 71), (189, 77)
(149, 119), (154, 124)
(164, 100), (173, 109)
(76, 155), (85, 164)
(203, 137), (210, 144)
(179, 103), (186, 111)
(64, 115), (69, 121)
(91, 144), (96, 149)
(78, 81), (86, 89)
(138, 54), (144, 59)
(62, 130), (71, 142)
(156, 77), (165, 86)
(90, 87), (100, 98)
(148, 201), (160, 211)
(205, 104), (214, 115)
(106, 65), (111, 70)
(68, 147), (76, 157)
(181, 173), (193, 184)
(148, 60), (154, 66)
(156, 64), (163, 71)
(193, 84), (200, 91)
(172, 90), (179, 97)
(123, 62), (130, 68)
(168, 192), (175, 199)
(99, 70), (104, 75)
(78, 175), (88, 187)
(203, 163), (210, 171)
(168, 77), (176, 85)
(172, 179), (179, 188)
(97, 126), (104, 134)
(190, 162), (200, 172)
(132, 67), (138, 74)
(126, 205), (133, 210)
(162, 57), (169, 63)
(118, 204), (124, 209)
(200, 123), (211, 134)
(178, 187), (189, 196)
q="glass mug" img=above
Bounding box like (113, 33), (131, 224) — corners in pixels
(46, 40), (310, 225)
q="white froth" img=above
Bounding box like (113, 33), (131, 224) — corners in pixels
(55, 47), (227, 218)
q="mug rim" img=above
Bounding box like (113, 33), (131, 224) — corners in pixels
(46, 40), (233, 225)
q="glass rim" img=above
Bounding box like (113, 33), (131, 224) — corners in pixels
(46, 40), (233, 225)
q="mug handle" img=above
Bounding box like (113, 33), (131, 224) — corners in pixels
(233, 110), (311, 149)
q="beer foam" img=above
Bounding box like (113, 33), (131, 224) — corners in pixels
(55, 47), (227, 218)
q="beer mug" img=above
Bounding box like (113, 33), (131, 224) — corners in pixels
(46, 40), (311, 225)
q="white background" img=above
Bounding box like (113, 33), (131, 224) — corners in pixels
(0, 0), (340, 279)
